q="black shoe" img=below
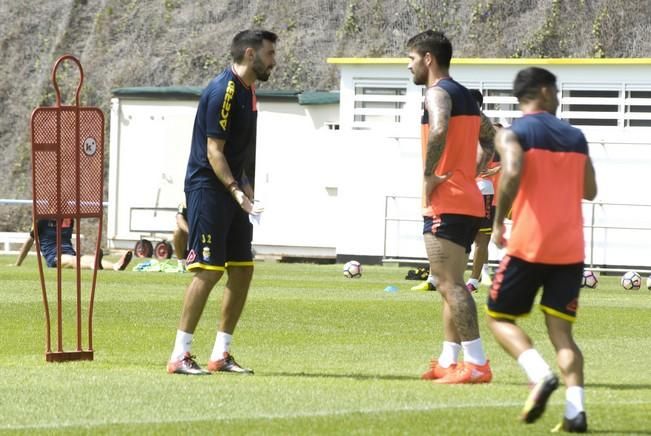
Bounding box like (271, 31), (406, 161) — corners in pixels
(552, 412), (588, 433)
(114, 250), (133, 271)
(520, 373), (559, 423)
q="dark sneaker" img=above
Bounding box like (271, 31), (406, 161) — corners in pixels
(207, 352), (254, 374)
(167, 352), (210, 375)
(97, 249), (104, 270)
(520, 374), (559, 423)
(551, 412), (588, 433)
(113, 250), (133, 271)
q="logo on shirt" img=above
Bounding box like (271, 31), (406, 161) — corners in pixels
(219, 80), (235, 130)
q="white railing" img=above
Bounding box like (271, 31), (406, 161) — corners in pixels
(383, 196), (651, 273)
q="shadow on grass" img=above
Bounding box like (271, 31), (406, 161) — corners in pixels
(264, 371), (418, 381)
(588, 382), (651, 390)
(589, 431), (651, 435)
(496, 381), (651, 391)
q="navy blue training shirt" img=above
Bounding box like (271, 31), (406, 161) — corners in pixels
(184, 66), (257, 192)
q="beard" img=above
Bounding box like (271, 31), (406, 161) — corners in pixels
(412, 69), (427, 85)
(252, 54), (272, 82)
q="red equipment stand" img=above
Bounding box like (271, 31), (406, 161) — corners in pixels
(30, 55), (104, 362)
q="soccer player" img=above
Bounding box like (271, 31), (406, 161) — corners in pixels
(166, 29), (276, 376)
(487, 67), (597, 432)
(407, 30), (495, 384)
(466, 88), (503, 292)
(14, 219), (132, 271)
(173, 201), (188, 264)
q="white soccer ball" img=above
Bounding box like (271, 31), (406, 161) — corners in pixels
(581, 270), (598, 289)
(343, 260), (362, 278)
(620, 271), (641, 290)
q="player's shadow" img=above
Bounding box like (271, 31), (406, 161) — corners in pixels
(265, 371), (418, 381)
(588, 431), (651, 435)
(588, 382), (651, 390)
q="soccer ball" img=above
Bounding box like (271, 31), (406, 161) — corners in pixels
(620, 271), (641, 290)
(343, 260), (362, 278)
(581, 270), (598, 289)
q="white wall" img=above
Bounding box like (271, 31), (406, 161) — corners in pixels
(333, 60), (651, 267)
(253, 102), (340, 256)
(108, 98), (196, 249)
(107, 96), (341, 256)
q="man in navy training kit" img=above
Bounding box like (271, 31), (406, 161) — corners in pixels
(14, 218), (132, 271)
(167, 29), (276, 375)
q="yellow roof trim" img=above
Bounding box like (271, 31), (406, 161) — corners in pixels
(327, 57), (651, 65)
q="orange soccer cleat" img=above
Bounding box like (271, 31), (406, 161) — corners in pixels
(421, 359), (458, 380)
(434, 360), (492, 384)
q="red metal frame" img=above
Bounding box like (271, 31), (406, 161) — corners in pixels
(30, 54), (104, 362)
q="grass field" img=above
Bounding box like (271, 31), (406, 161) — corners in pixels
(1, 255), (650, 435)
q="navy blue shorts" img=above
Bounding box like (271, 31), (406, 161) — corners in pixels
(185, 188), (253, 272)
(42, 244), (76, 268)
(487, 255), (583, 322)
(423, 214), (481, 253)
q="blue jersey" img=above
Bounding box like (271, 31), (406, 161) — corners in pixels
(184, 67), (257, 192)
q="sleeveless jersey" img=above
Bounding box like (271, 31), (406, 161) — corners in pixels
(507, 112), (588, 264)
(421, 78), (484, 217)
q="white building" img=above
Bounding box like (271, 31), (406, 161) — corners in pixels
(107, 87), (340, 258)
(329, 57), (651, 270)
(107, 58), (651, 270)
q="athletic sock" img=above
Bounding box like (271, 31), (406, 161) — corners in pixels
(428, 274), (438, 287)
(466, 277), (480, 288)
(481, 264), (491, 282)
(565, 386), (585, 419)
(210, 331), (233, 361)
(438, 341), (461, 368)
(170, 330), (193, 362)
(461, 338), (487, 365)
(517, 348), (553, 384)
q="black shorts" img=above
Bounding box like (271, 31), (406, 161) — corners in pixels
(423, 214), (481, 253)
(41, 241), (77, 268)
(185, 188), (253, 272)
(486, 255), (583, 322)
(478, 195), (495, 235)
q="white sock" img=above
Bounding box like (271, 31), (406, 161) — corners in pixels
(481, 264), (490, 278)
(428, 274), (438, 286)
(461, 338), (487, 365)
(170, 330), (193, 361)
(466, 277), (480, 288)
(565, 386), (585, 419)
(210, 331), (233, 361)
(517, 348), (553, 384)
(438, 341), (461, 368)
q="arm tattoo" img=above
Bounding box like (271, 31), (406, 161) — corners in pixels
(494, 129), (523, 223)
(476, 112), (495, 174)
(424, 87), (452, 176)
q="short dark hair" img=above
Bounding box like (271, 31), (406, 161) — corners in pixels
(469, 89), (483, 107)
(406, 30), (452, 69)
(513, 67), (557, 102)
(230, 29), (278, 62)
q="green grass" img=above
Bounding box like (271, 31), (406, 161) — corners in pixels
(1, 255), (650, 435)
